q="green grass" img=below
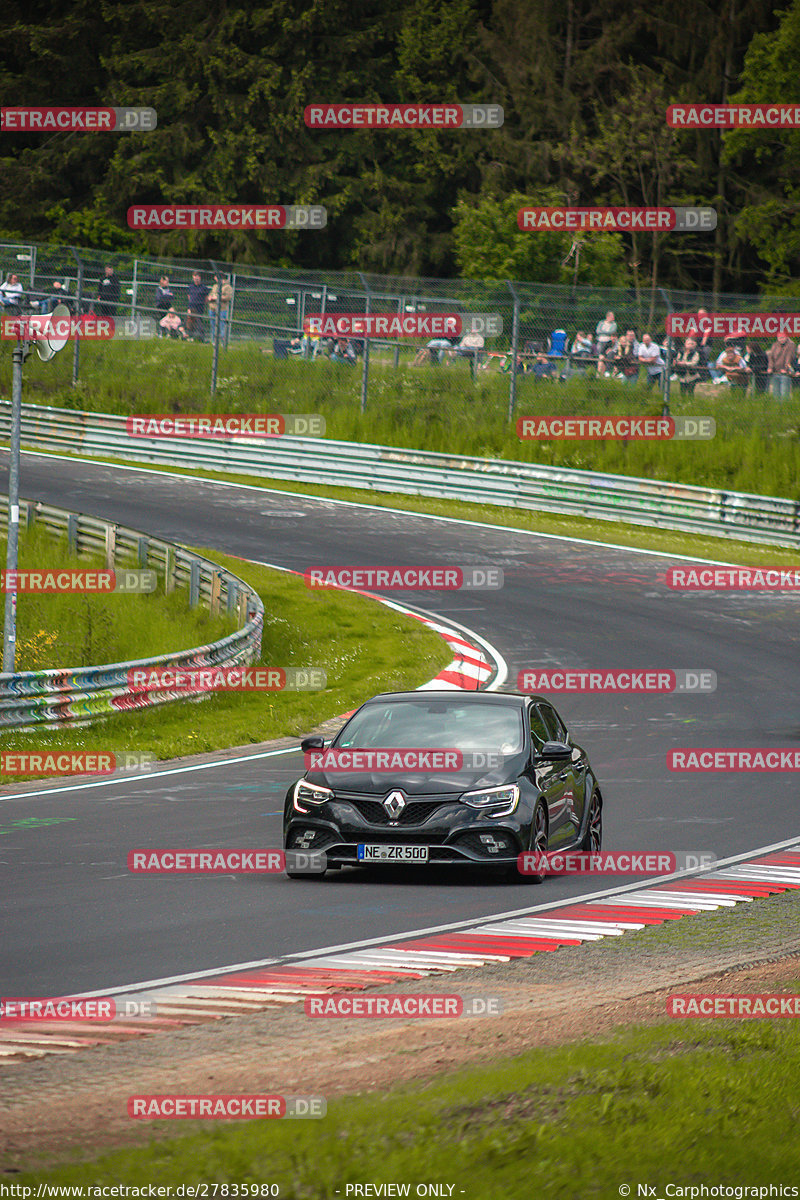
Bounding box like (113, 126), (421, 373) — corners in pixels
(0, 548), (452, 774)
(4, 337), (800, 499)
(13, 1000), (800, 1191)
(0, 522), (235, 670)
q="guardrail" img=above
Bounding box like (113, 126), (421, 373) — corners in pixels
(2, 399), (799, 548)
(0, 498), (263, 729)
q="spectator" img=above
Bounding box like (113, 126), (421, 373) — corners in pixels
(207, 274), (233, 345)
(715, 344), (751, 391)
(595, 310), (617, 355)
(186, 271), (209, 341)
(95, 265), (120, 318)
(155, 275), (174, 320)
(0, 273), (24, 310)
(453, 332), (485, 365)
(330, 337), (357, 365)
(614, 330), (640, 384)
(695, 307), (721, 382)
(547, 328), (569, 358)
(38, 279), (71, 314)
(158, 306), (189, 340)
(413, 337), (452, 366)
(766, 332), (796, 399)
(571, 331), (593, 356)
(532, 351), (555, 379)
(596, 336), (618, 377)
(637, 333), (664, 390)
(674, 337), (702, 395)
(744, 339), (769, 394)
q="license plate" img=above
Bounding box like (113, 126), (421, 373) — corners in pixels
(357, 844), (429, 862)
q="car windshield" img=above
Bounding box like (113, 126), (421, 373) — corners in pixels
(336, 700), (524, 755)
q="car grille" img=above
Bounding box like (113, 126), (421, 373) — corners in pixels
(346, 798), (452, 826)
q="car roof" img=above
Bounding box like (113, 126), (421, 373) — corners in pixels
(362, 690), (549, 706)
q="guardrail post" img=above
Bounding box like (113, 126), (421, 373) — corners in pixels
(227, 579), (239, 614)
(137, 536), (149, 568)
(210, 570), (221, 617)
(165, 546), (175, 594)
(189, 560), (200, 608)
(105, 524), (116, 569)
(67, 513), (78, 554)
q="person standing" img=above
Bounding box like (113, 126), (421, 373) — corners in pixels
(186, 271), (209, 341)
(674, 338), (701, 395)
(95, 265), (120, 318)
(637, 333), (664, 390)
(595, 310), (617, 355)
(766, 332), (796, 399)
(207, 274), (233, 346)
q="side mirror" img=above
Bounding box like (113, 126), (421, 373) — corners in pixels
(300, 735), (325, 752)
(539, 741), (572, 761)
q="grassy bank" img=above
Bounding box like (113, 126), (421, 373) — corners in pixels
(14, 999), (800, 1192)
(3, 338), (799, 499)
(0, 548), (452, 773)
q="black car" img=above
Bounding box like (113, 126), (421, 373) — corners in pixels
(283, 690), (602, 881)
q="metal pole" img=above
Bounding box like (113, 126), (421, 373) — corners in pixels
(659, 286), (673, 418)
(507, 282), (520, 422)
(71, 248), (83, 387)
(3, 341), (25, 671)
(210, 260), (221, 395)
(359, 274), (371, 414)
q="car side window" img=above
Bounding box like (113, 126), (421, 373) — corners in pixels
(539, 703), (568, 743)
(529, 705), (550, 752)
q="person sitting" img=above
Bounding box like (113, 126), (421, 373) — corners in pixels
(453, 332), (485, 365)
(531, 351), (555, 379)
(637, 333), (664, 389)
(0, 273), (24, 310)
(571, 331), (593, 356)
(766, 332), (796, 399)
(155, 275), (174, 323)
(413, 337), (452, 366)
(596, 336), (618, 377)
(158, 307), (189, 339)
(613, 330), (640, 383)
(547, 328), (569, 358)
(36, 279), (71, 314)
(745, 340), (769, 394)
(330, 337), (357, 365)
(715, 343), (751, 390)
(674, 337), (702, 395)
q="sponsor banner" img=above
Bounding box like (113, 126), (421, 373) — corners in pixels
(0, 107), (157, 132)
(669, 749), (800, 771)
(305, 748), (463, 772)
(517, 669), (717, 693)
(518, 207), (716, 231)
(517, 416), (715, 440)
(128, 1094), (325, 1119)
(0, 315), (117, 341)
(304, 993), (503, 1017)
(125, 414), (325, 438)
(517, 851), (718, 876)
(667, 993), (800, 1017)
(0, 569), (155, 594)
(304, 103), (503, 129)
(304, 566), (503, 590)
(127, 205), (326, 229)
(126, 666), (327, 692)
(665, 567), (800, 591)
(667, 103), (800, 129)
(666, 311), (800, 337)
(302, 312), (502, 338)
(1, 752), (117, 776)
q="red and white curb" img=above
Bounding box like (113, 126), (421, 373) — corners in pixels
(2, 847), (798, 1062)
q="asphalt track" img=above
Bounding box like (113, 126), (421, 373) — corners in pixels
(1, 451), (799, 999)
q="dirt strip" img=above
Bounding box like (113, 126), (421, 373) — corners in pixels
(2, 889), (799, 1172)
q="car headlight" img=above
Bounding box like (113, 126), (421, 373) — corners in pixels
(293, 779), (333, 813)
(461, 783), (520, 816)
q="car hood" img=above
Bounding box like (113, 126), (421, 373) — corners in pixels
(304, 753), (525, 796)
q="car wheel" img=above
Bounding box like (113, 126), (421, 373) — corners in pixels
(580, 789), (602, 852)
(506, 799), (548, 884)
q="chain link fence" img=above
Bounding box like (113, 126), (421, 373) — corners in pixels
(2, 241), (800, 467)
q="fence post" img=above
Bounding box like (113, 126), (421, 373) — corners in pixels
(131, 258), (138, 319)
(227, 272), (236, 350)
(358, 272), (371, 414)
(506, 281), (520, 423)
(70, 248), (83, 387)
(210, 259), (221, 395)
(659, 287), (673, 418)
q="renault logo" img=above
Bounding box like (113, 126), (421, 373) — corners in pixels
(383, 790), (406, 821)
